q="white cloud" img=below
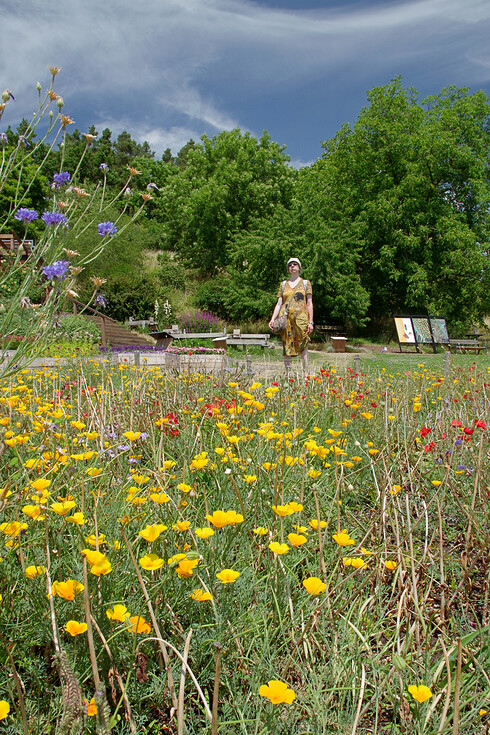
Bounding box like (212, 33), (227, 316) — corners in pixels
(1, 0), (488, 159)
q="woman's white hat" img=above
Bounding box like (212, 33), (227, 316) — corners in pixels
(287, 257), (302, 269)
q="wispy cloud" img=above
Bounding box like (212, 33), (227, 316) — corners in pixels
(1, 0), (489, 159)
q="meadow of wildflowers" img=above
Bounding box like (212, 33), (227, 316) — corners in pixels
(0, 356), (489, 733)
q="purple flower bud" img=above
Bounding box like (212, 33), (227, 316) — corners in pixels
(97, 221), (117, 237)
(0, 132), (7, 145)
(99, 162), (109, 172)
(18, 135), (29, 147)
(94, 293), (108, 308)
(14, 208), (38, 223)
(41, 211), (69, 227)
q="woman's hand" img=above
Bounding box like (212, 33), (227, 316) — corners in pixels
(307, 322), (314, 335)
(268, 319), (275, 330)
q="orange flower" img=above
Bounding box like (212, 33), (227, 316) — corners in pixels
(128, 615), (151, 634)
(216, 569), (240, 584)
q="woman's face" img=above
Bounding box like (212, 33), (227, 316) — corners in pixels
(288, 262), (300, 276)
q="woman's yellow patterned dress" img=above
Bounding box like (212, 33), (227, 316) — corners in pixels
(278, 279), (312, 357)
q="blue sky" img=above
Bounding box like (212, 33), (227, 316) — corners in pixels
(2, 0), (489, 167)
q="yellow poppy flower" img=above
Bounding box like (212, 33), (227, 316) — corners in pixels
(332, 529), (355, 547)
(139, 553), (165, 571)
(190, 588), (213, 601)
(268, 542), (289, 555)
(216, 569), (240, 583)
(65, 620), (88, 636)
(408, 685), (433, 703)
(259, 680), (295, 705)
(303, 577), (326, 595)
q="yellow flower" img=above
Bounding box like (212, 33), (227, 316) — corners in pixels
(128, 615), (151, 634)
(190, 588), (213, 601)
(287, 533), (307, 547)
(150, 491), (171, 504)
(85, 467), (102, 477)
(309, 519), (327, 530)
(50, 500), (76, 516)
(332, 529), (355, 547)
(65, 620), (88, 637)
(139, 553), (165, 571)
(253, 527), (268, 536)
(268, 542), (289, 555)
(22, 504), (45, 521)
(0, 701), (10, 720)
(408, 685), (433, 703)
(66, 512), (87, 525)
(162, 460), (177, 470)
(84, 534), (106, 547)
(216, 569), (240, 583)
(89, 558), (112, 576)
(303, 577), (326, 595)
(343, 557), (366, 569)
(191, 452), (209, 470)
(131, 474), (150, 485)
(243, 474), (257, 483)
(85, 698), (97, 717)
(176, 558), (199, 578)
(384, 560), (397, 571)
(25, 565), (46, 579)
(272, 504), (295, 517)
(30, 478), (51, 492)
(123, 431), (141, 441)
(307, 469), (322, 479)
(431, 480), (442, 487)
(138, 524), (167, 542)
(173, 520), (191, 532)
(177, 483), (192, 493)
(259, 680), (295, 705)
(0, 521), (28, 537)
(206, 510), (232, 528)
(52, 580), (84, 601)
(106, 604), (130, 622)
(361, 412), (373, 420)
(195, 527), (215, 539)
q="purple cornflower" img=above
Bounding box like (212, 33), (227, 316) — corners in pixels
(41, 211), (68, 227)
(53, 171), (71, 188)
(97, 221), (117, 237)
(94, 293), (108, 308)
(42, 260), (70, 280)
(99, 162), (109, 172)
(14, 208), (38, 223)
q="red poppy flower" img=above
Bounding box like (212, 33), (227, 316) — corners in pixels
(420, 426), (431, 437)
(452, 420), (463, 427)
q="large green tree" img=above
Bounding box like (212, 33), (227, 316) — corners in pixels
(158, 129), (296, 274)
(315, 79), (490, 332)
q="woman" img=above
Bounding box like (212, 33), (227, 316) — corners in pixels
(269, 257), (314, 373)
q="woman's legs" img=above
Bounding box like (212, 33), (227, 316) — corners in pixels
(300, 348), (309, 373)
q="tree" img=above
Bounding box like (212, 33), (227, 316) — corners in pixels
(159, 129), (296, 274)
(315, 79), (490, 332)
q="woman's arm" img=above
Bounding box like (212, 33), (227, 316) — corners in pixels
(269, 298), (283, 330)
(307, 294), (314, 334)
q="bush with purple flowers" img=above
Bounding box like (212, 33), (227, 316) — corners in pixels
(179, 309), (221, 333)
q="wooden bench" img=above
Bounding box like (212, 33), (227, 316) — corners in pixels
(314, 324), (346, 339)
(449, 339), (484, 354)
(216, 330), (271, 351)
(150, 326), (226, 349)
(125, 317), (156, 329)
